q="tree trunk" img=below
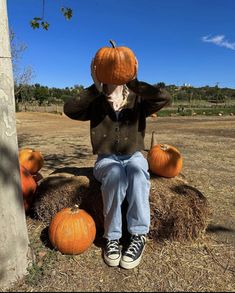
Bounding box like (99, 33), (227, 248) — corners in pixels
(0, 0), (31, 289)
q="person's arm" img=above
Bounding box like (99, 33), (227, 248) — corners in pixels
(126, 78), (171, 116)
(63, 59), (103, 121)
(63, 84), (100, 121)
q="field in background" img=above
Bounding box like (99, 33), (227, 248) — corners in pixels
(159, 99), (235, 117)
(17, 99), (235, 117)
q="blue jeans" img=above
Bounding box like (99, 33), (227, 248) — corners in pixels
(93, 151), (151, 240)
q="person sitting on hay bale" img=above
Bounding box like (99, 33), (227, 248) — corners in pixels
(63, 41), (171, 270)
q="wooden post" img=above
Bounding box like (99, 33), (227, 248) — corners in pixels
(0, 0), (31, 289)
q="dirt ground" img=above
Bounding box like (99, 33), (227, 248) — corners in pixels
(8, 112), (235, 292)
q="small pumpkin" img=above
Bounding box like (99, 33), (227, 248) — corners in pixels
(49, 205), (96, 255)
(20, 165), (37, 211)
(147, 132), (183, 178)
(19, 148), (44, 174)
(93, 40), (137, 85)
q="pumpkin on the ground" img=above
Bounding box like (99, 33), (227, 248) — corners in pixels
(93, 40), (137, 85)
(49, 205), (96, 255)
(147, 131), (183, 178)
(20, 164), (37, 211)
(19, 148), (44, 174)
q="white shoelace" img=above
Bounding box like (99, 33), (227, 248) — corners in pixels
(125, 236), (144, 257)
(107, 240), (119, 254)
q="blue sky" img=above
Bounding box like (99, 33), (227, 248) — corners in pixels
(7, 0), (235, 89)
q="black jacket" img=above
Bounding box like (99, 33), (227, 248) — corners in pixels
(63, 79), (171, 155)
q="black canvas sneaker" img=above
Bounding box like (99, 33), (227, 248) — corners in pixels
(103, 239), (121, 267)
(120, 234), (146, 269)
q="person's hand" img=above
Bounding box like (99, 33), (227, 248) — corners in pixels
(91, 58), (103, 93)
(126, 57), (138, 88)
(132, 57), (138, 80)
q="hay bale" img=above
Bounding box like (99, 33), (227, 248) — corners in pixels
(31, 167), (211, 242)
(32, 168), (104, 232)
(149, 175), (211, 241)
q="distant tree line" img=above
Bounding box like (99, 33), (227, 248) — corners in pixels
(15, 82), (235, 107)
(155, 83), (235, 104)
(15, 83), (84, 106)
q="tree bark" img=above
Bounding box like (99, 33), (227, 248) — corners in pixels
(0, 0), (31, 289)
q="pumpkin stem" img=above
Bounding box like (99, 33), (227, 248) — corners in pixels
(160, 144), (168, 151)
(109, 40), (116, 48)
(71, 204), (80, 212)
(151, 131), (157, 148)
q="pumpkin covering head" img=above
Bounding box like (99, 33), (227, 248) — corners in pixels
(93, 40), (138, 85)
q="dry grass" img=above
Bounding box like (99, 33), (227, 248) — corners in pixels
(6, 217), (235, 292)
(6, 113), (235, 292)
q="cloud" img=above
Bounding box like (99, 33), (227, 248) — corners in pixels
(202, 35), (235, 51)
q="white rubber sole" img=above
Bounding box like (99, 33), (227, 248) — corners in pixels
(119, 246), (145, 270)
(104, 253), (121, 267)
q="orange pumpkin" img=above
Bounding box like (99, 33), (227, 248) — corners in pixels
(20, 165), (37, 211)
(49, 205), (96, 255)
(147, 132), (183, 178)
(19, 148), (44, 174)
(93, 40), (137, 85)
